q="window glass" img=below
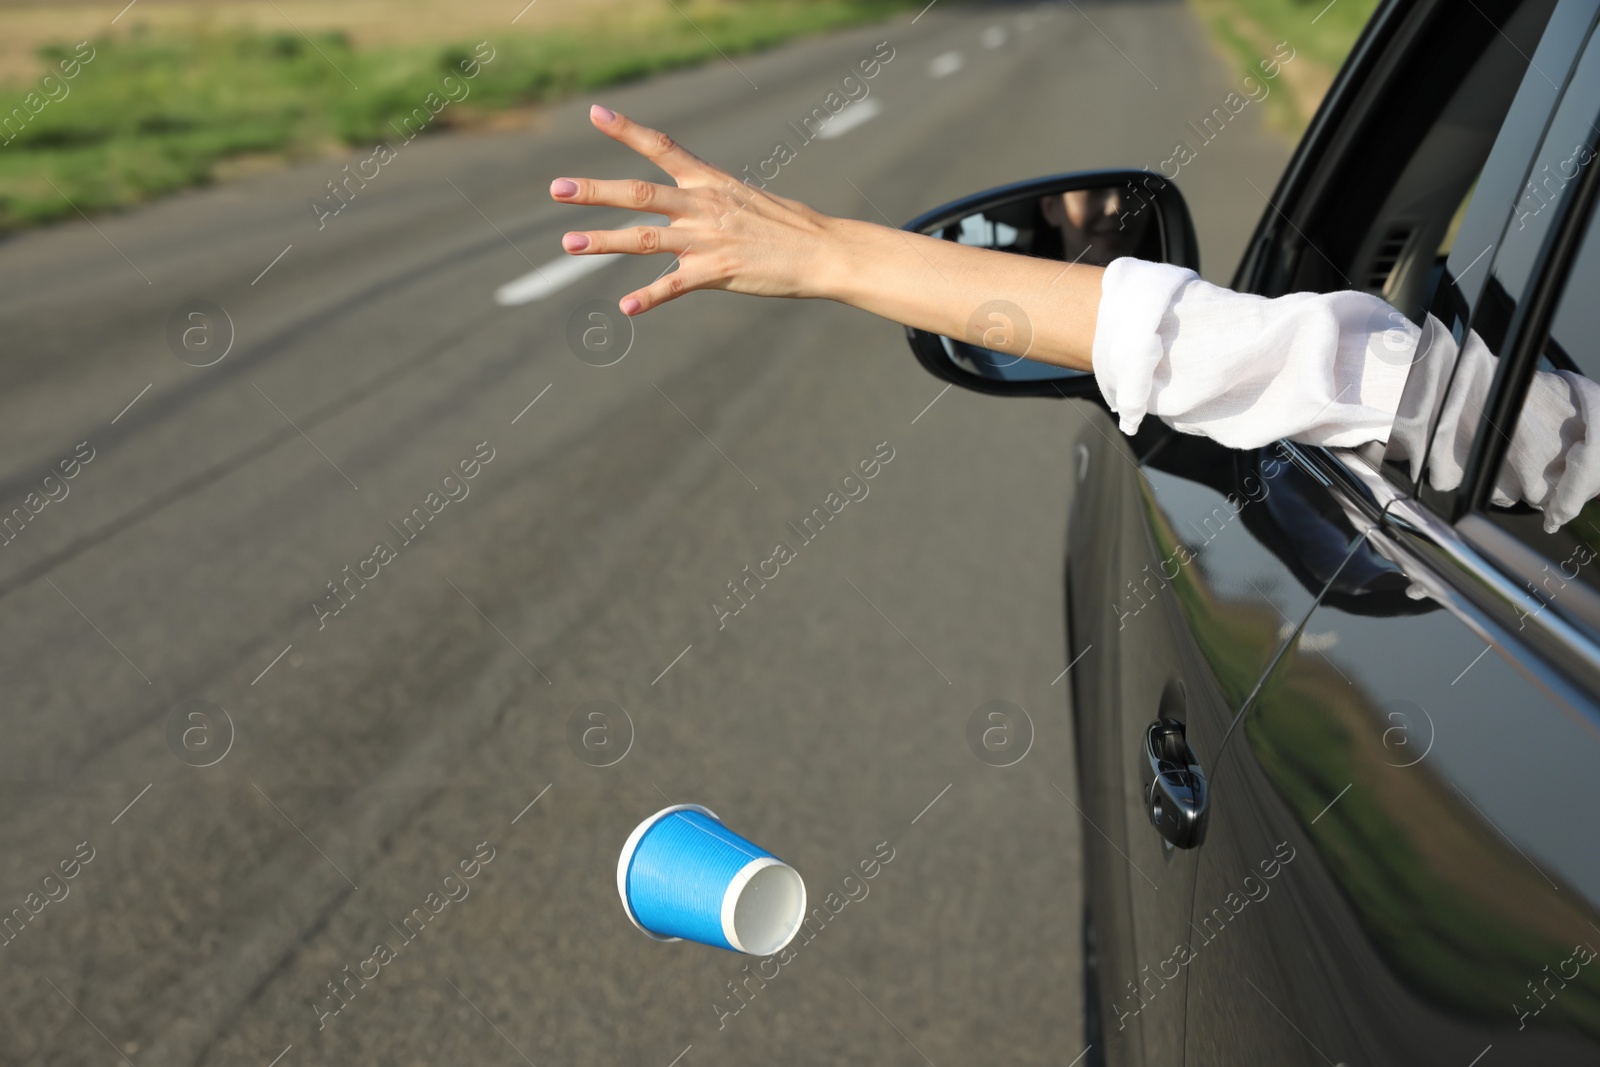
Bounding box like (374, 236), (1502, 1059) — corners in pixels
(1391, 15), (1600, 585)
(1436, 177), (1479, 260)
(1378, 0), (1594, 498)
(1477, 192), (1600, 591)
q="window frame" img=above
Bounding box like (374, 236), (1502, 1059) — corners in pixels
(1379, 0), (1599, 508)
(1457, 63), (1600, 512)
(1452, 48), (1600, 641)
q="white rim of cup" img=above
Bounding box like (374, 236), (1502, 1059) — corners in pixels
(719, 856), (807, 956)
(616, 803), (718, 943)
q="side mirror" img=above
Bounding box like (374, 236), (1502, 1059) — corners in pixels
(900, 170), (1200, 398)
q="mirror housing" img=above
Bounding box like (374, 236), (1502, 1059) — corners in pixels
(900, 169), (1201, 398)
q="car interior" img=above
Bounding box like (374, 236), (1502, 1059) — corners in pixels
(1282, 0), (1558, 322)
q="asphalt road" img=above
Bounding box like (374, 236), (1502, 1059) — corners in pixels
(0, 2), (1289, 1064)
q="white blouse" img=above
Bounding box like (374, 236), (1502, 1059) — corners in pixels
(1091, 258), (1600, 532)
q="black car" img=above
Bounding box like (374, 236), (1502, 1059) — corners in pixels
(903, 0), (1600, 1063)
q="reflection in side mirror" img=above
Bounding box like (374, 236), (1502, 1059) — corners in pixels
(902, 169), (1201, 398)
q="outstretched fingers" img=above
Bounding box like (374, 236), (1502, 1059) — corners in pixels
(588, 104), (715, 183)
(619, 267), (695, 316)
(561, 226), (689, 256)
(549, 176), (688, 214)
(555, 106), (728, 314)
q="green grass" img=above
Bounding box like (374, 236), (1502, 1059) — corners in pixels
(1191, 0), (1384, 131)
(0, 0), (917, 232)
(1219, 0), (1383, 72)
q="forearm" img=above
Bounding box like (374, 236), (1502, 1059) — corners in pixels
(814, 217), (1104, 372)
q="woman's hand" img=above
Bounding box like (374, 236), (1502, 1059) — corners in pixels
(551, 105), (848, 315)
(551, 103), (1104, 371)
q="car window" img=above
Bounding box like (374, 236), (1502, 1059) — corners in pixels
(1376, 0), (1596, 499)
(1403, 12), (1600, 527)
(1473, 183), (1600, 590)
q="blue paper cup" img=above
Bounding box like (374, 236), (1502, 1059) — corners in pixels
(616, 804), (806, 955)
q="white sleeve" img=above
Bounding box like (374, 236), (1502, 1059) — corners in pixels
(1090, 257), (1413, 450)
(1388, 324), (1600, 533)
(1091, 257), (1600, 531)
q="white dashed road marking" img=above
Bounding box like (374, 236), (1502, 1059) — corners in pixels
(928, 50), (965, 78)
(815, 98), (882, 140)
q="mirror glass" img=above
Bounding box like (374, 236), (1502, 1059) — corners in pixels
(920, 182), (1164, 382)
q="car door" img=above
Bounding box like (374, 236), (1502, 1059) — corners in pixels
(1074, 1), (1569, 1062)
(1059, 47), (1509, 1055)
(1069, 421), (1359, 1067)
(1182, 9), (1600, 1064)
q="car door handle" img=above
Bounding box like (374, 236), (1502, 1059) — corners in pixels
(1143, 719), (1209, 849)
